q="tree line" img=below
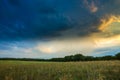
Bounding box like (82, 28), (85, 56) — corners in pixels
(0, 52), (120, 62)
(49, 52), (120, 62)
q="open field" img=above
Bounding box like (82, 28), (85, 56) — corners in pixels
(0, 61), (120, 80)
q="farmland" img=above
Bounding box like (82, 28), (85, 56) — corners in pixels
(0, 61), (120, 80)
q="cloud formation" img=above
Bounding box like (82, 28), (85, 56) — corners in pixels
(98, 15), (120, 32)
(0, 0), (120, 58)
(84, 0), (98, 13)
(0, 0), (120, 40)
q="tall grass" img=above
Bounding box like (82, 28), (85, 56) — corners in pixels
(0, 61), (120, 80)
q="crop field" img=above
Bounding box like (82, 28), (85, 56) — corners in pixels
(0, 61), (120, 80)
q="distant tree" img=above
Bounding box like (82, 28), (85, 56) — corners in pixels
(85, 56), (94, 61)
(101, 55), (114, 60)
(115, 52), (120, 60)
(73, 54), (85, 61)
(64, 55), (72, 61)
(50, 58), (64, 62)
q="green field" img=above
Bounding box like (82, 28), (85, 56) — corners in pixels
(0, 61), (120, 80)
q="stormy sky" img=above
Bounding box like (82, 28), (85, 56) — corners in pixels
(0, 0), (120, 58)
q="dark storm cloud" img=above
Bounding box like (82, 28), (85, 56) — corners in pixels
(0, 0), (120, 42)
(0, 0), (76, 41)
(97, 0), (120, 16)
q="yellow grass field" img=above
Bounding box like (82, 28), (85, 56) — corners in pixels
(0, 61), (120, 80)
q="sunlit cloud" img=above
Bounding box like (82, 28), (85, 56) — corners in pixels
(99, 15), (120, 32)
(34, 38), (94, 55)
(93, 35), (120, 48)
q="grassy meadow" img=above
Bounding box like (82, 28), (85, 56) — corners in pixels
(0, 61), (120, 80)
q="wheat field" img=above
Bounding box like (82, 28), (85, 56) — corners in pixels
(0, 61), (120, 80)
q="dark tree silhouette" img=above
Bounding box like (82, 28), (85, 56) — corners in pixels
(64, 55), (74, 61)
(102, 55), (115, 60)
(115, 53), (120, 60)
(72, 54), (85, 61)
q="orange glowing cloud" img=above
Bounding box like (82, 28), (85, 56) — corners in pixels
(90, 15), (120, 49)
(99, 15), (120, 32)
